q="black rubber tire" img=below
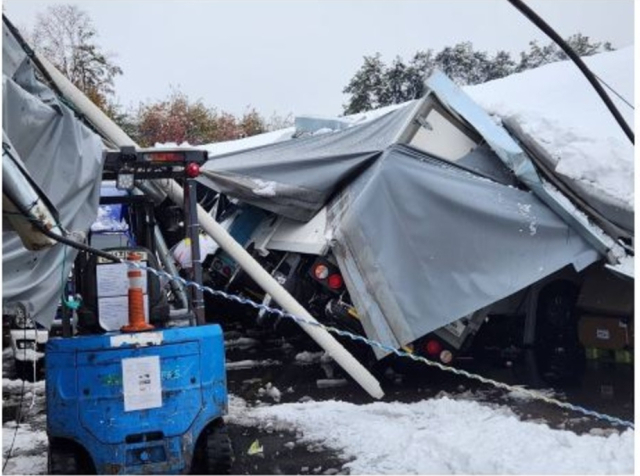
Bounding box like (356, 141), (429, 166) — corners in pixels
(192, 421), (233, 474)
(48, 440), (81, 475)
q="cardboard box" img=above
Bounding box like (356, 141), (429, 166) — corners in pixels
(577, 266), (634, 316)
(578, 315), (632, 350)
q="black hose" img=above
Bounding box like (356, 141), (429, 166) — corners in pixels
(507, 0), (634, 144)
(11, 209), (125, 264)
(39, 225), (124, 264)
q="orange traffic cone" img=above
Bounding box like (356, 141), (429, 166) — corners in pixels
(121, 252), (154, 333)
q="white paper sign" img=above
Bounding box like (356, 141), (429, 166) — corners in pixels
(96, 262), (148, 297)
(96, 263), (129, 297)
(122, 356), (162, 411)
(98, 295), (149, 331)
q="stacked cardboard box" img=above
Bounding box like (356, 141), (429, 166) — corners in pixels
(576, 266), (634, 363)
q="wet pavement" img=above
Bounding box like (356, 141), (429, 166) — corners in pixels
(222, 321), (634, 474)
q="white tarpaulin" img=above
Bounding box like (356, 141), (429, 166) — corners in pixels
(3, 20), (104, 328)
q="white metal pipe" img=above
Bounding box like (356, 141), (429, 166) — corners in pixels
(162, 180), (384, 399)
(36, 51), (384, 399)
(35, 53), (136, 148)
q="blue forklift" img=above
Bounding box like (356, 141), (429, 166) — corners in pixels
(46, 147), (233, 474)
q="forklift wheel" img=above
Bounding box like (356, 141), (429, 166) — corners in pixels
(192, 421), (233, 474)
(48, 440), (81, 475)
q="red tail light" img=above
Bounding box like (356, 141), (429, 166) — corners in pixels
(186, 162), (200, 178)
(327, 274), (343, 290)
(425, 339), (442, 356)
(143, 151), (185, 163)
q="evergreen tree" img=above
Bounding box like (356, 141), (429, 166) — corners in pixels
(434, 42), (494, 86)
(342, 53), (386, 114)
(485, 50), (517, 81)
(565, 33), (613, 57)
(516, 40), (561, 72)
(380, 57), (409, 106)
(404, 50), (435, 100)
(343, 34), (614, 113)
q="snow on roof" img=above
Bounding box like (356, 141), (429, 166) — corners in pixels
(466, 46), (634, 210)
(202, 127), (296, 157)
(200, 47), (633, 213)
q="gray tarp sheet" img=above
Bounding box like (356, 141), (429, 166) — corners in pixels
(196, 89), (600, 354)
(3, 22), (104, 328)
(332, 145), (598, 355)
(199, 102), (418, 221)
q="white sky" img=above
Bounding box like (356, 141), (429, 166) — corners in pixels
(3, 1), (635, 118)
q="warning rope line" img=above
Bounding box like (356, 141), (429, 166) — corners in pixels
(128, 260), (635, 430)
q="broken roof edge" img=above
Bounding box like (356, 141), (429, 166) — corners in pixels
(424, 70), (629, 267)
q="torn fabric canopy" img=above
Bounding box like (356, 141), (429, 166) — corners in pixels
(3, 20), (104, 329)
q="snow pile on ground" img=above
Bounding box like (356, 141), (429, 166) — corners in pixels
(229, 395), (634, 474)
(3, 377), (48, 475)
(3, 420), (48, 475)
(257, 382), (282, 403)
(294, 351), (326, 365)
(467, 47), (634, 210)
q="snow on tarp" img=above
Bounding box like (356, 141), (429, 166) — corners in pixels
(2, 20), (104, 328)
(467, 46), (634, 235)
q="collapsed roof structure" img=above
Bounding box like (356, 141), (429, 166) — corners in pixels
(2, 6), (633, 365)
(195, 52), (633, 355)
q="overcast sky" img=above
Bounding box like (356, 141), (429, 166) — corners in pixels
(3, 0), (635, 118)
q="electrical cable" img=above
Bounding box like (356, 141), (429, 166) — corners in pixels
(3, 209), (123, 264)
(60, 245), (82, 310)
(594, 73), (634, 110)
(507, 0), (634, 144)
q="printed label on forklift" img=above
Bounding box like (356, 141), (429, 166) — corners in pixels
(122, 355), (163, 411)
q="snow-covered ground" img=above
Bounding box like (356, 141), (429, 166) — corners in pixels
(229, 394), (634, 474)
(5, 376), (632, 475)
(2, 377), (48, 475)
